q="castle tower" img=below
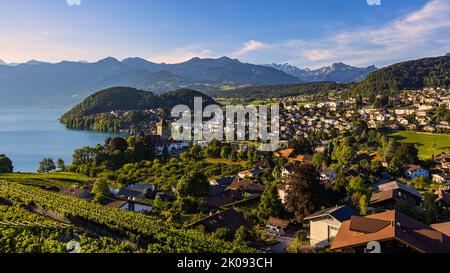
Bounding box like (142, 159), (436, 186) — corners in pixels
(156, 119), (171, 140)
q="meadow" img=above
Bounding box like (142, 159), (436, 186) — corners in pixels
(389, 131), (450, 160)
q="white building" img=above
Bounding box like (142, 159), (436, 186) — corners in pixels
(304, 205), (359, 248)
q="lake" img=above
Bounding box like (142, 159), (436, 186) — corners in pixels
(0, 108), (122, 172)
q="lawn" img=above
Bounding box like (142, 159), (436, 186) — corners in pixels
(389, 131), (450, 160)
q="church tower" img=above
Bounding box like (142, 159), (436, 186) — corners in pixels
(156, 119), (171, 140)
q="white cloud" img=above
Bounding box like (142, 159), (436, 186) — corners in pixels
(232, 0), (450, 68)
(67, 0), (81, 6)
(233, 40), (269, 56)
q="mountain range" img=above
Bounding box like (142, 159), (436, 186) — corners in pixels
(0, 56), (302, 107)
(264, 62), (377, 83)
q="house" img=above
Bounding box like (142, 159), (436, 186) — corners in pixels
(106, 199), (153, 214)
(155, 190), (175, 202)
(187, 209), (251, 234)
(238, 168), (264, 179)
(230, 177), (265, 195)
(320, 168), (336, 183)
(433, 173), (450, 184)
(435, 188), (450, 209)
(209, 176), (235, 187)
(274, 148), (313, 164)
(431, 222), (450, 237)
(376, 181), (422, 206)
(435, 152), (450, 164)
(405, 164), (429, 179)
(266, 217), (291, 237)
(304, 205), (359, 248)
(289, 155), (313, 164)
(274, 148), (295, 159)
(255, 158), (275, 170)
(207, 185), (225, 197)
(110, 184), (155, 199)
(277, 184), (289, 204)
(370, 189), (420, 209)
(331, 210), (450, 253)
(205, 189), (243, 209)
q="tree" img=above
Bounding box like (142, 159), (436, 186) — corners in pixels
(410, 176), (429, 191)
(204, 139), (222, 158)
(346, 176), (368, 196)
(370, 160), (383, 176)
(92, 177), (110, 203)
(285, 164), (328, 221)
(220, 146), (232, 159)
(210, 227), (230, 240)
(237, 150), (247, 161)
(423, 193), (437, 225)
(379, 136), (395, 162)
(346, 176), (369, 208)
(108, 137), (128, 153)
(56, 158), (65, 171)
(0, 155), (13, 173)
(189, 145), (203, 159)
(176, 171), (209, 198)
(37, 158), (56, 173)
(312, 152), (328, 168)
(153, 195), (162, 213)
(257, 181), (283, 222)
(234, 226), (255, 246)
(331, 140), (355, 170)
(359, 194), (368, 216)
(393, 143), (419, 166)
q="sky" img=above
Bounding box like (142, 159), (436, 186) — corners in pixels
(0, 0), (449, 68)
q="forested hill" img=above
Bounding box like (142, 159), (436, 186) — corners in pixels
(204, 82), (351, 101)
(352, 54), (450, 96)
(60, 87), (217, 131)
(62, 87), (217, 118)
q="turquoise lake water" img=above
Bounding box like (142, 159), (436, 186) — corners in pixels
(0, 108), (121, 172)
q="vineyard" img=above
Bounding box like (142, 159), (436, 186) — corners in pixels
(0, 180), (256, 253)
(0, 172), (93, 188)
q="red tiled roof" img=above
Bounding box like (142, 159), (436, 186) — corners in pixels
(331, 210), (450, 253)
(275, 149), (295, 159)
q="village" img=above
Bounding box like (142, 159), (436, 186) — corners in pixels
(51, 99), (450, 253)
(279, 87), (450, 140)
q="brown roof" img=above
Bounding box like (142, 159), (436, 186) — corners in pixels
(290, 155), (313, 163)
(105, 200), (128, 209)
(188, 209), (251, 233)
(230, 177), (265, 194)
(431, 222), (450, 237)
(267, 217), (290, 229)
(370, 190), (397, 205)
(331, 210), (450, 253)
(377, 181), (421, 199)
(349, 216), (391, 233)
(369, 189), (419, 206)
(407, 164), (423, 172)
(205, 196), (234, 208)
(275, 148), (295, 159)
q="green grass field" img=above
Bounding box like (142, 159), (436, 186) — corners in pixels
(389, 131), (450, 160)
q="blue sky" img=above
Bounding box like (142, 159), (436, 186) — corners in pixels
(0, 0), (449, 68)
